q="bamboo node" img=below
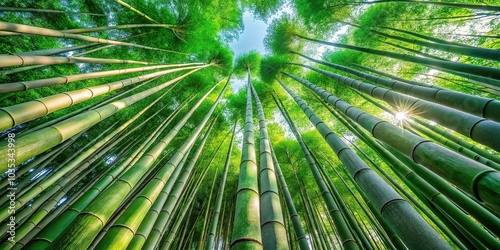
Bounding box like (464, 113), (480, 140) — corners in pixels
(470, 169), (496, 201)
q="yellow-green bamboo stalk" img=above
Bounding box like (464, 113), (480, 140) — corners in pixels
(205, 121), (237, 250)
(0, 64), (203, 131)
(62, 24), (175, 34)
(26, 94), (189, 248)
(0, 7), (105, 16)
(0, 55), (154, 68)
(0, 67), (206, 174)
(0, 85), (173, 222)
(0, 21), (178, 54)
(48, 79), (226, 250)
(142, 83), (231, 250)
(0, 63), (202, 94)
(1, 43), (98, 57)
(115, 0), (160, 23)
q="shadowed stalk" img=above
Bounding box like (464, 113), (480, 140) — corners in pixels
(294, 52), (500, 123)
(322, 94), (500, 242)
(277, 77), (452, 249)
(284, 72), (500, 215)
(295, 34), (500, 84)
(284, 66), (500, 151)
(205, 120), (237, 250)
(275, 81), (360, 249)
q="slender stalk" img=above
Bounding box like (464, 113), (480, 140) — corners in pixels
(295, 34), (500, 83)
(371, 29), (500, 61)
(115, 0), (160, 23)
(0, 22), (181, 54)
(294, 52), (500, 123)
(251, 84), (288, 250)
(0, 7), (105, 16)
(276, 84), (360, 249)
(205, 121), (237, 250)
(0, 43), (98, 57)
(332, 0), (500, 12)
(62, 24), (175, 34)
(0, 63), (204, 94)
(270, 145), (310, 250)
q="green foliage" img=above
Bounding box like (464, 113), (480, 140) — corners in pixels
(208, 43), (234, 75)
(234, 50), (261, 76)
(240, 0), (285, 21)
(293, 0), (352, 31)
(264, 14), (300, 54)
(259, 55), (288, 83)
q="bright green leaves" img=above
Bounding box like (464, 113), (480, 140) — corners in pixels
(234, 50), (261, 76)
(264, 15), (301, 55)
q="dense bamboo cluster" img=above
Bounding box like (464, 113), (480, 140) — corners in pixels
(1, 1), (500, 250)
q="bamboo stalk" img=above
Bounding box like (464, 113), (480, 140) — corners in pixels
(205, 120), (237, 250)
(277, 77), (452, 249)
(115, 0), (160, 24)
(296, 34), (500, 83)
(285, 66), (500, 152)
(40, 97), (185, 242)
(0, 22), (183, 54)
(276, 85), (360, 249)
(0, 64), (202, 131)
(270, 145), (310, 250)
(46, 77), (226, 249)
(371, 29), (500, 61)
(0, 43), (98, 57)
(250, 84), (288, 250)
(230, 69), (263, 250)
(326, 95), (500, 240)
(62, 24), (174, 34)
(295, 52), (500, 123)
(0, 86), (170, 222)
(0, 7), (105, 16)
(0, 55), (154, 68)
(0, 67), (205, 176)
(144, 93), (231, 250)
(0, 63), (203, 94)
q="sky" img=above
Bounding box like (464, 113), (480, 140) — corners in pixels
(229, 6), (294, 56)
(228, 7), (293, 93)
(229, 11), (268, 56)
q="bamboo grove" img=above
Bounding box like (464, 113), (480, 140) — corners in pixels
(0, 0), (499, 249)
